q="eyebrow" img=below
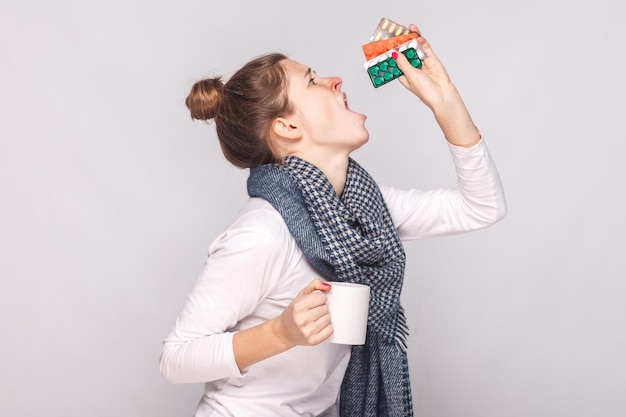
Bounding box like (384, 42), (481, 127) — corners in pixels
(304, 68), (312, 80)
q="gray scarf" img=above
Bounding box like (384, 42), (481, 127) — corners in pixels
(248, 156), (413, 417)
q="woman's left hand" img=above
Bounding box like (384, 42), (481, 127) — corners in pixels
(393, 23), (481, 147)
(393, 24), (455, 111)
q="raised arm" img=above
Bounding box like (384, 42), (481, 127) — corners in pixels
(383, 24), (506, 239)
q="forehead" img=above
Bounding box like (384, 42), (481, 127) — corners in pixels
(281, 59), (309, 78)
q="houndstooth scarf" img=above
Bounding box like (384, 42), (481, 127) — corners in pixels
(247, 156), (413, 417)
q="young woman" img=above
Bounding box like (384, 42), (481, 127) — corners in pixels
(160, 24), (507, 417)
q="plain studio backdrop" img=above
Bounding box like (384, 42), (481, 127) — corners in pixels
(1, 0), (624, 416)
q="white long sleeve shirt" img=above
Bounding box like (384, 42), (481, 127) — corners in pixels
(160, 139), (507, 417)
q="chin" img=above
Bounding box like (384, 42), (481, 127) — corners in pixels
(352, 132), (370, 151)
(360, 129), (370, 144)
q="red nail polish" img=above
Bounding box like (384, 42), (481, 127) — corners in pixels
(322, 282), (331, 287)
(392, 51), (399, 60)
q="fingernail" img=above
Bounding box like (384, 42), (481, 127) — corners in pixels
(391, 51), (398, 59)
(322, 282), (331, 287)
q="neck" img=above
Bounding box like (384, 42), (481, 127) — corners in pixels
(294, 151), (349, 196)
(322, 158), (349, 197)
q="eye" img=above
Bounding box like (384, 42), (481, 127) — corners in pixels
(308, 76), (317, 86)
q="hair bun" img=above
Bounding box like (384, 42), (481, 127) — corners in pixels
(186, 77), (224, 121)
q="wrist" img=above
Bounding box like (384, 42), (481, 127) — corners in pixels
(269, 316), (296, 352)
(232, 316), (295, 371)
(431, 85), (480, 147)
(430, 82), (462, 114)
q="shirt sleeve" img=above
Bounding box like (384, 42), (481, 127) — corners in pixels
(159, 206), (292, 384)
(381, 138), (507, 241)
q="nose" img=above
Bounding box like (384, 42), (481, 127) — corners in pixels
(322, 76), (342, 91)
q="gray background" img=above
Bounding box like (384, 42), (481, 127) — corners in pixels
(1, 0), (624, 416)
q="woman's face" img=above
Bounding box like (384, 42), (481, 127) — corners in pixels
(281, 59), (369, 158)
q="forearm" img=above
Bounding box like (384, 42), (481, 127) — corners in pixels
(233, 279), (333, 371)
(232, 317), (293, 371)
(432, 82), (481, 148)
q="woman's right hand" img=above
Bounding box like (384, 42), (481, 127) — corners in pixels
(232, 279), (333, 371)
(274, 279), (334, 347)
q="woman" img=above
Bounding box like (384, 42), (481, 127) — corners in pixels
(160, 24), (506, 417)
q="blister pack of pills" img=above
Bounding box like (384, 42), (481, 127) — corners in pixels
(370, 17), (412, 41)
(362, 18), (426, 88)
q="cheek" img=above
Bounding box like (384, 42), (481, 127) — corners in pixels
(295, 98), (325, 120)
(304, 106), (337, 131)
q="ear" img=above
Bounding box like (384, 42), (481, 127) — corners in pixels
(272, 116), (302, 141)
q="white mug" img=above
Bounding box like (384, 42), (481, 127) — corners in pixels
(325, 282), (370, 345)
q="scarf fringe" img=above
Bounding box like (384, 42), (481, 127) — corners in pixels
(395, 310), (410, 352)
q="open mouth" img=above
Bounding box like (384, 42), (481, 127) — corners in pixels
(341, 92), (366, 121)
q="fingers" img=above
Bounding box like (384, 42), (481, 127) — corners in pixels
(311, 313), (334, 343)
(279, 278), (334, 346)
(288, 301), (332, 345)
(294, 279), (331, 313)
(406, 23), (436, 61)
(299, 278), (332, 296)
(408, 23), (421, 36)
(306, 304), (334, 343)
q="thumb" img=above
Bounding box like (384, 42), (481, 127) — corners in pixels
(300, 278), (332, 296)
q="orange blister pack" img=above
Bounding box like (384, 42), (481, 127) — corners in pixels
(361, 33), (419, 61)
